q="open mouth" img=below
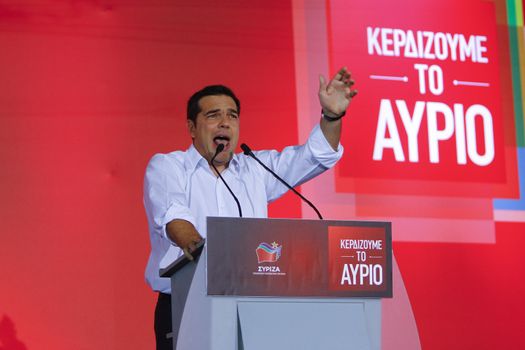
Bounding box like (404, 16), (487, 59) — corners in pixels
(213, 135), (230, 150)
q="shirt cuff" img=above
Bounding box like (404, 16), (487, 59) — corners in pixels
(306, 124), (344, 168)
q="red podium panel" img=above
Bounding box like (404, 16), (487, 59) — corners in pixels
(206, 217), (392, 298)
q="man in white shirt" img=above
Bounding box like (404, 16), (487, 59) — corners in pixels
(143, 67), (357, 349)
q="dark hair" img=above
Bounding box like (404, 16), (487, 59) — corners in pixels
(186, 85), (241, 123)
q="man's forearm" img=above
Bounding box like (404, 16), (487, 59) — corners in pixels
(320, 115), (342, 151)
(166, 219), (203, 259)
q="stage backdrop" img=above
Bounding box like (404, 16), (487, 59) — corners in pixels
(0, 0), (524, 349)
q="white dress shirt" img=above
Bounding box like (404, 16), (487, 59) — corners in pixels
(143, 124), (343, 293)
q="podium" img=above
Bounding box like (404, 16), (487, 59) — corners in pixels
(160, 217), (392, 350)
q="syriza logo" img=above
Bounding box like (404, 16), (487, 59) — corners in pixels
(253, 242), (286, 276)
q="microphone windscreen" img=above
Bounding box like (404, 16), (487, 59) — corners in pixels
(240, 143), (252, 155)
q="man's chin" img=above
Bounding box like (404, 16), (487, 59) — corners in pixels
(211, 152), (233, 166)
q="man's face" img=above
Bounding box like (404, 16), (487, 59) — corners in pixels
(188, 94), (240, 169)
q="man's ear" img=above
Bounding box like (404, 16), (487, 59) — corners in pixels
(187, 119), (196, 139)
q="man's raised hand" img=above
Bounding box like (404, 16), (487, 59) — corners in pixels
(318, 67), (358, 118)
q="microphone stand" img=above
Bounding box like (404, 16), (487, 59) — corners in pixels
(241, 143), (323, 220)
(211, 144), (243, 218)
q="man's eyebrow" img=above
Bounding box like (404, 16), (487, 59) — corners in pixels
(204, 108), (221, 116)
(203, 107), (238, 116)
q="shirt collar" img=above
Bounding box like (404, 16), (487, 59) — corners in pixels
(185, 144), (240, 175)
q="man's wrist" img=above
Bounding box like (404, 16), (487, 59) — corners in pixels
(321, 109), (345, 122)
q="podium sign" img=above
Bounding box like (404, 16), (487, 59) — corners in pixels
(206, 217), (392, 298)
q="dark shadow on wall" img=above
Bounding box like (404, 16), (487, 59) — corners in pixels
(0, 315), (27, 350)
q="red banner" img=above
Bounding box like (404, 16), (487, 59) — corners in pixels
(328, 0), (518, 197)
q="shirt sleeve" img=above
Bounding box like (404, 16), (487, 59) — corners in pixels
(306, 123), (344, 168)
(255, 123), (344, 202)
(143, 153), (197, 244)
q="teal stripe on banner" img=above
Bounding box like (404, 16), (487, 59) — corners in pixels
(508, 26), (525, 146)
(506, 0), (525, 146)
(494, 147), (525, 209)
(507, 0), (518, 25)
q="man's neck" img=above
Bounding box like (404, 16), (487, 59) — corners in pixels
(210, 162), (228, 177)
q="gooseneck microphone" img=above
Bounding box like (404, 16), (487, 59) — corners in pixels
(240, 143), (323, 220)
(211, 144), (243, 217)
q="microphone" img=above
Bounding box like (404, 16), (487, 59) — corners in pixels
(210, 144), (243, 217)
(240, 143), (323, 220)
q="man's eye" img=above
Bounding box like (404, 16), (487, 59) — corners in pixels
(230, 113), (239, 119)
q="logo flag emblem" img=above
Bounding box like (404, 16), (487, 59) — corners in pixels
(256, 242), (282, 263)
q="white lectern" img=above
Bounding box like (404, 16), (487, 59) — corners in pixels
(160, 217), (392, 350)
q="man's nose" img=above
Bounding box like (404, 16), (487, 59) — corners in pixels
(218, 114), (231, 128)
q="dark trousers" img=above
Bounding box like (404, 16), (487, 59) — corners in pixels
(155, 293), (173, 350)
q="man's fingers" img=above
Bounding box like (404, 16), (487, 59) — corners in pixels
(334, 67), (351, 82)
(183, 247), (194, 261)
(319, 75), (327, 91)
(347, 90), (358, 99)
(183, 240), (202, 261)
(321, 66), (357, 105)
(327, 68), (353, 89)
(344, 78), (355, 86)
(188, 241), (199, 252)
